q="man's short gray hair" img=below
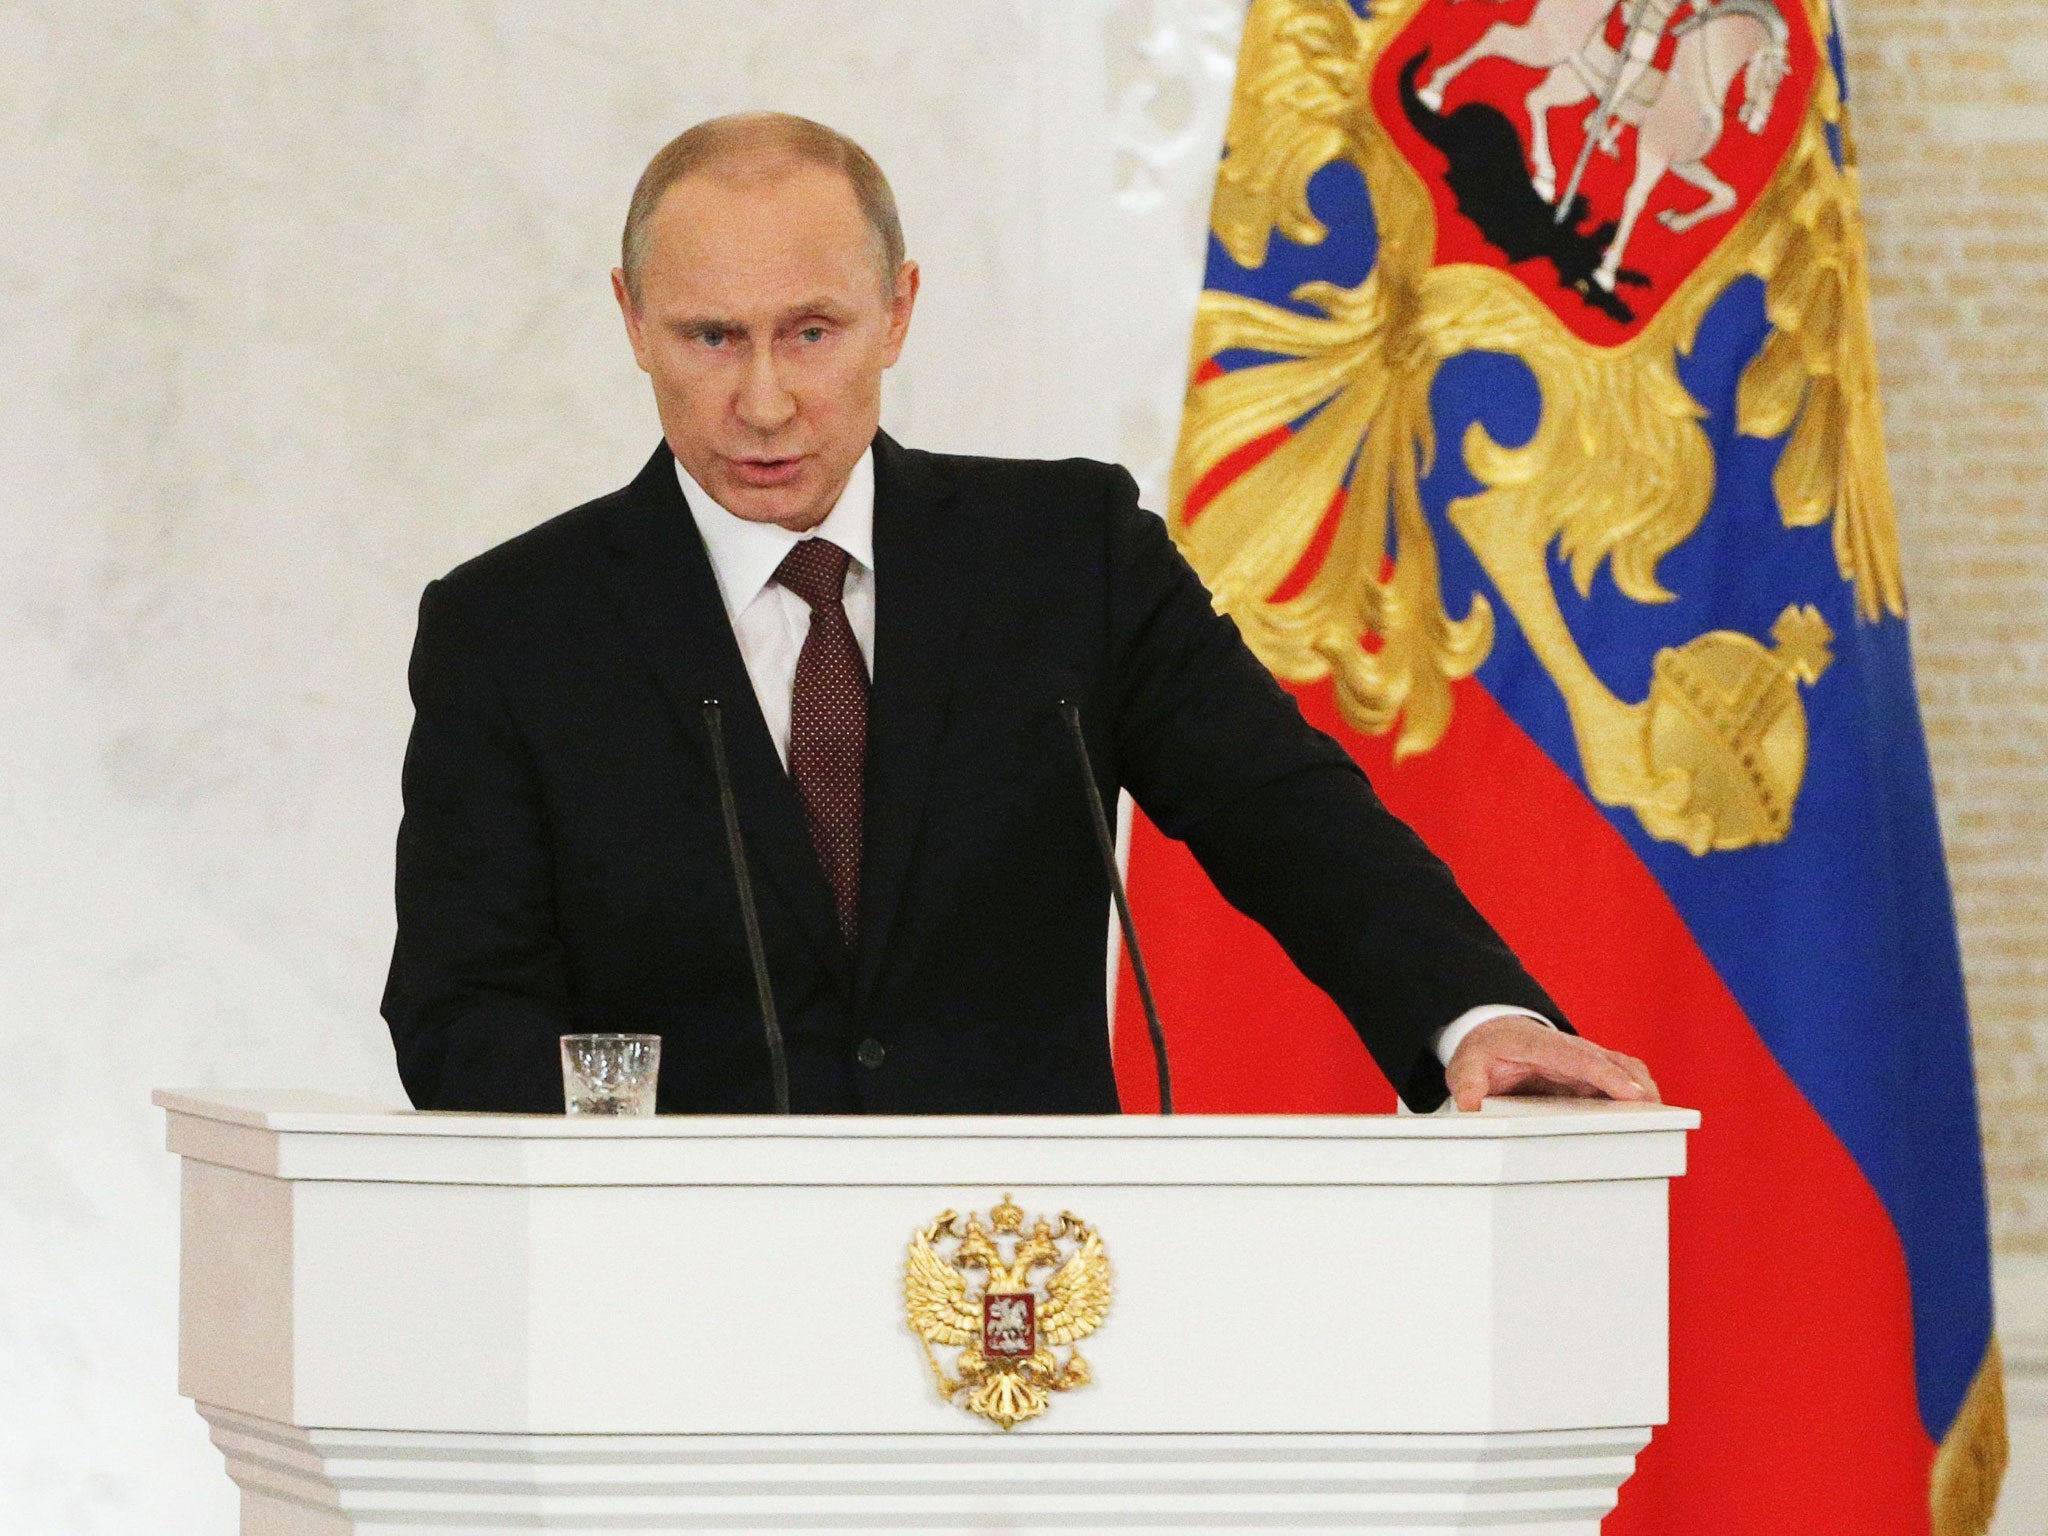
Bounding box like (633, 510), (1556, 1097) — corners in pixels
(620, 112), (905, 303)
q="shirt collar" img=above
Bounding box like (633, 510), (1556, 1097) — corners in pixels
(675, 448), (876, 621)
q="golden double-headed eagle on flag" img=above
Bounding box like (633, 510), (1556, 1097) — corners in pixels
(1172, 0), (1901, 856)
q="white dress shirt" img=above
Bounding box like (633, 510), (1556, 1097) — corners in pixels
(674, 450), (1542, 1077)
(677, 450), (876, 770)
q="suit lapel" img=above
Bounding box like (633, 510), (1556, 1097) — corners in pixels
(856, 432), (976, 1014)
(592, 445), (852, 992)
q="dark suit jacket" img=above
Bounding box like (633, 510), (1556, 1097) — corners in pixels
(382, 434), (1564, 1115)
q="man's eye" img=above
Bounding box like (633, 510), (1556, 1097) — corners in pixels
(697, 329), (729, 347)
(799, 325), (828, 342)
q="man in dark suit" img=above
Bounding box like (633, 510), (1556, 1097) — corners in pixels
(383, 113), (1658, 1117)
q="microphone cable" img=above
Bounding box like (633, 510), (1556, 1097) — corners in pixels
(1059, 700), (1173, 1114)
(702, 699), (791, 1114)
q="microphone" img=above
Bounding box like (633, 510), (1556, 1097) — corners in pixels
(701, 699), (791, 1115)
(1058, 699), (1173, 1115)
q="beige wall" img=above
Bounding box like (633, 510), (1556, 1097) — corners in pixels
(1849, 1), (2048, 1528)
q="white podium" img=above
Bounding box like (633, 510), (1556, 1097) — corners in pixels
(158, 1090), (1696, 1535)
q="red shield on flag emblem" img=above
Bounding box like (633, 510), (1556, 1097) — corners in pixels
(982, 1292), (1036, 1359)
(1372, 0), (1820, 344)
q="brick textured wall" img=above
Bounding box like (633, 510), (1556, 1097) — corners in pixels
(1849, 2), (2048, 1258)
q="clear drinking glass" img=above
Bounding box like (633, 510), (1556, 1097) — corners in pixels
(560, 1033), (661, 1116)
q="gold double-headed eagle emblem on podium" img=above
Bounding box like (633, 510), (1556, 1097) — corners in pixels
(904, 1195), (1112, 1429)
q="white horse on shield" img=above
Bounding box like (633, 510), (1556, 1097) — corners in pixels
(1417, 0), (1652, 118)
(1417, 0), (1792, 295)
(1531, 0), (1792, 290)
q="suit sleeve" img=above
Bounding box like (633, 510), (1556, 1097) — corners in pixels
(381, 580), (575, 1111)
(1102, 467), (1568, 1110)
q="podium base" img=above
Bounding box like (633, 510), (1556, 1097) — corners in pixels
(203, 1403), (1649, 1535)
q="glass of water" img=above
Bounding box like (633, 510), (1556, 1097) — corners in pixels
(560, 1033), (661, 1116)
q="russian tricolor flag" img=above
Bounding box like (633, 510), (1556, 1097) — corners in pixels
(1120, 2), (2005, 1529)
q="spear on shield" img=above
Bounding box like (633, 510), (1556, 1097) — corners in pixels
(1554, 0), (1668, 224)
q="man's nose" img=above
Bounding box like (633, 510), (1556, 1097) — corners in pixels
(735, 348), (797, 434)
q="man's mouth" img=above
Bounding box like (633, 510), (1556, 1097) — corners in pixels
(728, 456), (806, 489)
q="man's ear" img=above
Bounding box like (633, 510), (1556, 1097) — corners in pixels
(883, 260), (920, 366)
(612, 268), (652, 375)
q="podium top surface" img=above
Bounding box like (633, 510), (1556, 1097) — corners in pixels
(156, 1090), (1696, 1187)
(155, 1088), (1695, 1138)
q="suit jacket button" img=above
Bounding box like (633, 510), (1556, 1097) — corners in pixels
(856, 1038), (887, 1070)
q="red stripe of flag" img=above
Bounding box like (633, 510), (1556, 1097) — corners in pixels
(1118, 674), (1933, 1532)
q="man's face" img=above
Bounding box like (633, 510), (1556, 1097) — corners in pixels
(614, 158), (918, 532)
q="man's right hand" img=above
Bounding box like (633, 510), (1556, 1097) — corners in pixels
(1444, 1015), (1659, 1113)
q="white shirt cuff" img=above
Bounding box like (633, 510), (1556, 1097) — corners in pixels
(1431, 1005), (1556, 1068)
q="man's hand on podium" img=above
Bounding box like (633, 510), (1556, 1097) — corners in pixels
(1445, 1015), (1661, 1112)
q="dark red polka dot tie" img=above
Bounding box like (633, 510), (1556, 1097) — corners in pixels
(773, 538), (867, 947)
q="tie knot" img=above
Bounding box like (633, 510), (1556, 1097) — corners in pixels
(773, 538), (853, 611)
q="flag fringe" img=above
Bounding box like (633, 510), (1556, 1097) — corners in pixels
(1931, 1338), (2009, 1536)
